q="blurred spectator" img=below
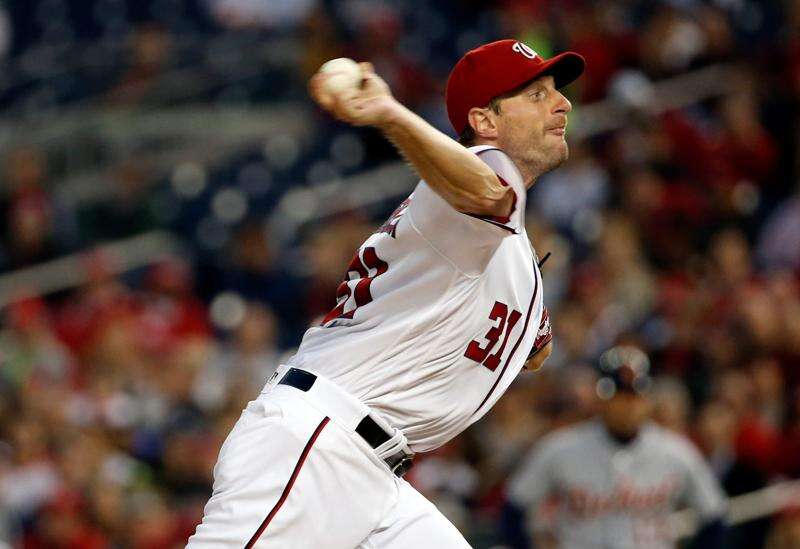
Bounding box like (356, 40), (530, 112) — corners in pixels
(757, 194), (800, 271)
(0, 5), (11, 59)
(697, 393), (773, 548)
(221, 221), (306, 345)
(779, 389), (800, 479)
(209, 0), (317, 29)
(137, 258), (211, 355)
(3, 148), (58, 269)
(651, 376), (691, 435)
(23, 490), (108, 549)
(1, 417), (60, 521)
(78, 161), (158, 242)
(195, 301), (279, 413)
(531, 143), (610, 232)
(107, 23), (173, 106)
(1, 296), (75, 389)
(301, 214), (373, 322)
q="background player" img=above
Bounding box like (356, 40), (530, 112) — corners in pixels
(505, 345), (727, 549)
(188, 40), (582, 548)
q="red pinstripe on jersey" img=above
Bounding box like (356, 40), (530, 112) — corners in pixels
(472, 270), (540, 415)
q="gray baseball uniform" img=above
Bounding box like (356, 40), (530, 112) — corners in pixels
(507, 419), (726, 548)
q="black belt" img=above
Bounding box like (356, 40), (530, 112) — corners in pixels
(279, 368), (414, 477)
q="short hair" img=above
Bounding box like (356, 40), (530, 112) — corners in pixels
(457, 97), (502, 146)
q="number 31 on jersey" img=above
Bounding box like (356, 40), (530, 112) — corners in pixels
(465, 301), (521, 371)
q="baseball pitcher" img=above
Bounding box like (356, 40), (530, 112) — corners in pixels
(187, 39), (583, 548)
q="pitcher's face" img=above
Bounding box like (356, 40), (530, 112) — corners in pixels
(494, 76), (573, 179)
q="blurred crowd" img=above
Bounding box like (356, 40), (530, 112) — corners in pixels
(2, 0), (800, 547)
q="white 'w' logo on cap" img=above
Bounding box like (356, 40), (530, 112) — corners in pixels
(512, 41), (538, 59)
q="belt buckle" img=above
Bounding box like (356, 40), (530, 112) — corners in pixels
(390, 455), (414, 477)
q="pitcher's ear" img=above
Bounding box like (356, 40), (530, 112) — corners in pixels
(468, 107), (499, 140)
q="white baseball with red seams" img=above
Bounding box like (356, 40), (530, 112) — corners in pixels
(187, 145), (545, 548)
(319, 57), (363, 95)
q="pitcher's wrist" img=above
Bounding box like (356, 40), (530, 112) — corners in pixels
(377, 99), (411, 134)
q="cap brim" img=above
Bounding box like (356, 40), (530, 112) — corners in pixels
(538, 51), (585, 89)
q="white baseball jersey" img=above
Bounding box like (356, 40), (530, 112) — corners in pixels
(287, 145), (544, 452)
(507, 420), (727, 549)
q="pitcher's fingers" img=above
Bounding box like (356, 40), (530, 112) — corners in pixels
(328, 99), (356, 123)
(356, 63), (374, 89)
(343, 96), (380, 126)
(362, 71), (390, 93)
(332, 87), (361, 112)
(308, 72), (326, 96)
(308, 75), (335, 109)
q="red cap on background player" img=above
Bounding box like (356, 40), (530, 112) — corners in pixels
(445, 39), (586, 135)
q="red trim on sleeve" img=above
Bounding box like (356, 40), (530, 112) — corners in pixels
(469, 147), (518, 227)
(465, 213), (518, 234)
(468, 174), (517, 224)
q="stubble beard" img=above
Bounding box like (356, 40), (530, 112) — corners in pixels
(517, 141), (569, 184)
(498, 126), (570, 185)
(541, 142), (569, 174)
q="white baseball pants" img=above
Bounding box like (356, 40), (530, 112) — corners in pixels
(186, 372), (471, 548)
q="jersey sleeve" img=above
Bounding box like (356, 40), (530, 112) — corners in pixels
(405, 146), (526, 275)
(678, 439), (727, 520)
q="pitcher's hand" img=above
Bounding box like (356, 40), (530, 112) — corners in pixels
(309, 63), (401, 129)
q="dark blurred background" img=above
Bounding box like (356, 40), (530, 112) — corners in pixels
(0, 0), (799, 547)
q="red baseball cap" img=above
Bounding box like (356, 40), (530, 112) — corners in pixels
(446, 39), (585, 135)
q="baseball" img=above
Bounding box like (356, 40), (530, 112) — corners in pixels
(318, 57), (363, 96)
